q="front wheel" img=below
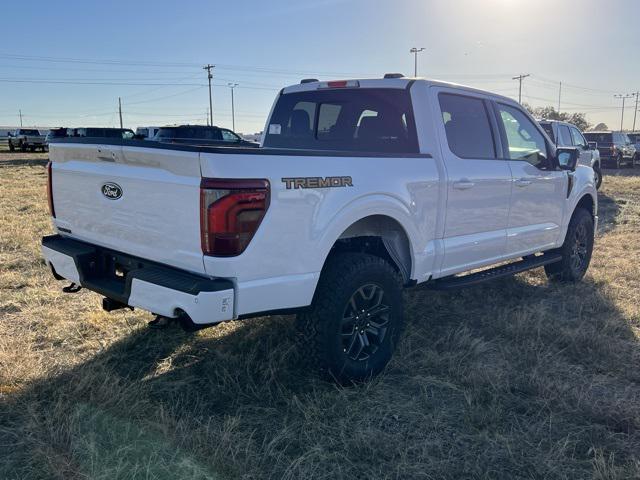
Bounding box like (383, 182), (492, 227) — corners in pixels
(593, 165), (602, 189)
(296, 253), (404, 383)
(614, 154), (622, 169)
(545, 208), (594, 282)
(8, 142), (15, 152)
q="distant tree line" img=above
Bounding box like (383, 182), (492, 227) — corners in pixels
(522, 103), (599, 132)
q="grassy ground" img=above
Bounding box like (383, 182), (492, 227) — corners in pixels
(0, 147), (639, 479)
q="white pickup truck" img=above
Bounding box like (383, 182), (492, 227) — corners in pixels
(42, 76), (597, 382)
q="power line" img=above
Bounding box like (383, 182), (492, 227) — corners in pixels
(0, 78), (205, 86)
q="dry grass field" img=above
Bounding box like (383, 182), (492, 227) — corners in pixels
(1, 148), (639, 479)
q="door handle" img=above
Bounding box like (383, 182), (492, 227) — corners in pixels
(96, 147), (116, 162)
(514, 178), (532, 187)
(453, 180), (475, 190)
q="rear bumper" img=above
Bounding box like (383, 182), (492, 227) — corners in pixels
(41, 235), (234, 325)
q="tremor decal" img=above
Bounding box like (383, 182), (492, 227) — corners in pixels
(282, 176), (353, 189)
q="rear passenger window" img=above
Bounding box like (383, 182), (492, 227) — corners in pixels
(497, 104), (548, 168)
(558, 125), (573, 146)
(438, 93), (496, 159)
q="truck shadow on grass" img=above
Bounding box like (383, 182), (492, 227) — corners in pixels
(2, 266), (639, 479)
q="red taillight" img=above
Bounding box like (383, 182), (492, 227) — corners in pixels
(47, 161), (56, 218)
(200, 178), (269, 256)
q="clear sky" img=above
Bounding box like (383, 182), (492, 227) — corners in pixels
(1, 0), (639, 133)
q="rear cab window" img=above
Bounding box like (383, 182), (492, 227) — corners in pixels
(584, 132), (612, 144)
(263, 88), (419, 153)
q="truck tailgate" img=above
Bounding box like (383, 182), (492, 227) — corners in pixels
(50, 142), (205, 274)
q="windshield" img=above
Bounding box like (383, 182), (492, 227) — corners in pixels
(263, 88), (419, 153)
(21, 129), (40, 136)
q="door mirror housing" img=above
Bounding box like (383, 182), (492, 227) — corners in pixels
(556, 147), (579, 171)
(588, 141), (597, 150)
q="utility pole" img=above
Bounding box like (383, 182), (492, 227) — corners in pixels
(203, 64), (214, 126)
(409, 47), (425, 77)
(558, 81), (562, 114)
(614, 93), (633, 131)
(228, 83), (238, 131)
(512, 74), (530, 104)
(19, 109), (23, 127)
(118, 97), (123, 129)
(632, 92), (639, 132)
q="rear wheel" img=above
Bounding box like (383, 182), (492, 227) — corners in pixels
(20, 142), (26, 152)
(296, 253), (404, 383)
(545, 208), (594, 282)
(29, 145), (35, 152)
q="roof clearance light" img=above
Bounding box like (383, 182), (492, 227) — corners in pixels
(318, 80), (360, 89)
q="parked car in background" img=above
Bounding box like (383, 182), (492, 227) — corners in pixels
(8, 128), (46, 152)
(151, 125), (259, 147)
(539, 120), (602, 188)
(627, 132), (640, 160)
(72, 128), (136, 139)
(45, 128), (71, 149)
(0, 129), (11, 147)
(583, 131), (636, 169)
(135, 126), (160, 140)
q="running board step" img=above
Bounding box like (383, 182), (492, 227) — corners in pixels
(430, 253), (562, 291)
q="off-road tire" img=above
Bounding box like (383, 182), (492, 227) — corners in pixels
(544, 208), (594, 282)
(29, 145), (35, 152)
(593, 165), (602, 189)
(8, 142), (14, 152)
(20, 142), (26, 152)
(614, 154), (622, 169)
(296, 253), (404, 383)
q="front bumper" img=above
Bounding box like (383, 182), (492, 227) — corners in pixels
(41, 235), (234, 325)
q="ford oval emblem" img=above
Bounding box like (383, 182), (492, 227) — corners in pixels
(101, 182), (122, 200)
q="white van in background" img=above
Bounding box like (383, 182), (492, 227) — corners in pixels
(135, 126), (160, 140)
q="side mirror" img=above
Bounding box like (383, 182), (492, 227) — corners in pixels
(557, 147), (579, 171)
(588, 141), (597, 150)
